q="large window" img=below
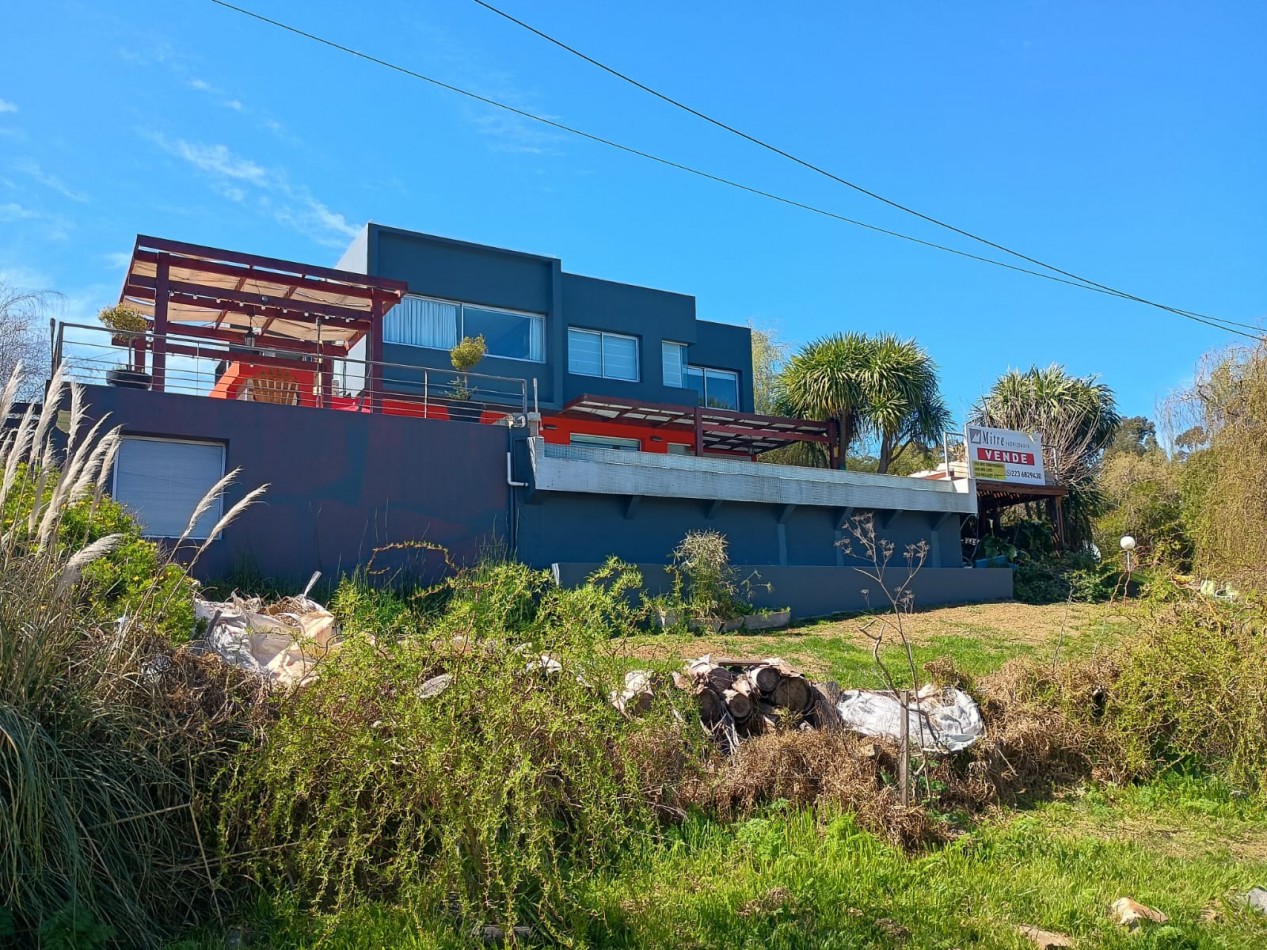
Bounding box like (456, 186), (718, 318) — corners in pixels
(685, 366), (740, 410)
(385, 294), (545, 362)
(568, 328), (639, 381)
(112, 437), (226, 540)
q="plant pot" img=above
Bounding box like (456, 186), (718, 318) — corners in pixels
(446, 400), (487, 423)
(106, 368), (152, 390)
(741, 608), (792, 632)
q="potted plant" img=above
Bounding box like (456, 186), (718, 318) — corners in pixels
(447, 334), (487, 421)
(98, 305), (148, 346)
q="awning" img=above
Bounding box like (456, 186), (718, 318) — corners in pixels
(557, 395), (836, 455)
(119, 235), (408, 348)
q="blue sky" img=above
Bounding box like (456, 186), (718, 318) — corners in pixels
(2, 0), (1264, 426)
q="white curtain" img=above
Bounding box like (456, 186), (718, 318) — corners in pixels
(385, 296), (458, 348)
(528, 316), (545, 362)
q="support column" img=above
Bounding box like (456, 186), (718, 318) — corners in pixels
(367, 296), (383, 413)
(152, 253), (170, 392)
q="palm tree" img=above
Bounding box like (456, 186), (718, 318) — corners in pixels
(867, 335), (952, 473)
(778, 333), (950, 473)
(778, 333), (869, 468)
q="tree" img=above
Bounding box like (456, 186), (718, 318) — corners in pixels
(748, 323), (789, 416)
(778, 332), (950, 473)
(0, 282), (53, 400)
(972, 364), (1121, 547)
(1106, 415), (1159, 457)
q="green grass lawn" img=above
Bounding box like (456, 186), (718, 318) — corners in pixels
(618, 600), (1125, 688)
(217, 773), (1267, 949)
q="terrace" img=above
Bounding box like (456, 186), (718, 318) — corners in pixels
(55, 235), (530, 419)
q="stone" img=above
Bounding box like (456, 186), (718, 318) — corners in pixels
(1017, 924), (1075, 948)
(1110, 897), (1168, 929)
(1243, 886), (1267, 914)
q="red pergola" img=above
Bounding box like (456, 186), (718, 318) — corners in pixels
(117, 235), (407, 409)
(557, 394), (843, 462)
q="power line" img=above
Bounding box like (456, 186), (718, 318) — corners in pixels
(469, 0), (1262, 336)
(204, 0), (1260, 339)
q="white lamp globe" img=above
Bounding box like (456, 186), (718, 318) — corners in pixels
(1120, 536), (1136, 552)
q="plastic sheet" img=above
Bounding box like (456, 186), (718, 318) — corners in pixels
(836, 684), (984, 752)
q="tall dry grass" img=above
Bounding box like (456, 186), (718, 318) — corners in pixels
(0, 364), (266, 946)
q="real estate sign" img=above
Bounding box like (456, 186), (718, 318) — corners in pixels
(964, 425), (1046, 484)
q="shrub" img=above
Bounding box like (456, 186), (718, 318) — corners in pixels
(224, 559), (700, 939)
(1012, 552), (1120, 604)
(330, 572), (420, 639)
(665, 530), (766, 627)
(981, 592), (1267, 799)
(1095, 450), (1190, 568)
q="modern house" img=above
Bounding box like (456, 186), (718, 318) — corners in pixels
(56, 227), (1011, 616)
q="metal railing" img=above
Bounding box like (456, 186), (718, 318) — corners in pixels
(53, 322), (529, 418)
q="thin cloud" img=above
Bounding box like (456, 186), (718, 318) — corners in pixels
(0, 202), (71, 241)
(0, 98), (16, 114)
(150, 132), (359, 247)
(154, 134), (268, 184)
(0, 202), (40, 221)
(13, 159), (89, 202)
(468, 110), (563, 156)
(103, 251), (133, 270)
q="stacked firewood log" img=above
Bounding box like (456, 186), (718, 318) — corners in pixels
(672, 655), (842, 747)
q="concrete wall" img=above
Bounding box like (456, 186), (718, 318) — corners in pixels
(552, 562), (1013, 620)
(81, 385), (512, 585)
(360, 224), (752, 412)
(516, 490), (968, 572)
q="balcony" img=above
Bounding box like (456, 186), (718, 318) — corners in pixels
(529, 438), (975, 515)
(55, 322), (530, 420)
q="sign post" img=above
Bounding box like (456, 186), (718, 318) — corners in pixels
(964, 425), (1046, 484)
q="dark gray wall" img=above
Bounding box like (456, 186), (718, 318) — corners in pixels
(82, 385), (512, 585)
(514, 491), (966, 571)
(372, 226), (561, 407)
(78, 385), (1007, 616)
(362, 224), (753, 413)
(553, 563), (1013, 620)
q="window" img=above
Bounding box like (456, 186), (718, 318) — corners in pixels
(385, 295), (544, 362)
(569, 433), (641, 452)
(685, 366), (740, 410)
(568, 328), (639, 381)
(112, 437), (226, 539)
(662, 341), (686, 388)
